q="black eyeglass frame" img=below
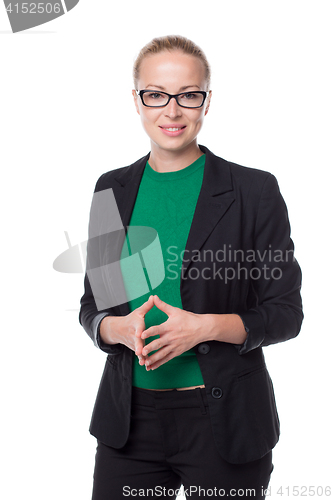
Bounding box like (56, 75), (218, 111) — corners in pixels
(135, 89), (210, 109)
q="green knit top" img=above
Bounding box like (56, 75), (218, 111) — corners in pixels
(119, 154), (206, 389)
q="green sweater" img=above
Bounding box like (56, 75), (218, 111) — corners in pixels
(120, 154), (206, 389)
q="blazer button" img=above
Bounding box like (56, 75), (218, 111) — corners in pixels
(211, 387), (223, 399)
(198, 343), (210, 354)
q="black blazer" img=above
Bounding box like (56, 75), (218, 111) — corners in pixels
(79, 145), (303, 464)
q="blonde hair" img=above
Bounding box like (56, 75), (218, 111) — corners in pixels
(133, 35), (211, 90)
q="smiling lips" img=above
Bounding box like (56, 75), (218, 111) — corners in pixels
(159, 125), (187, 137)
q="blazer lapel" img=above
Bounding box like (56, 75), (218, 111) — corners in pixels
(113, 152), (150, 228)
(181, 145), (235, 277)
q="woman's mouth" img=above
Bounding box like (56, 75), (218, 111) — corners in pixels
(159, 125), (186, 137)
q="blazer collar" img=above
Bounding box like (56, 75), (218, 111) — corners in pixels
(114, 144), (233, 196)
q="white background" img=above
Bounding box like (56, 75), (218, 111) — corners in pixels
(1, 1), (332, 499)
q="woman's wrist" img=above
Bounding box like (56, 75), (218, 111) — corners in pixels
(201, 313), (248, 345)
(100, 316), (123, 345)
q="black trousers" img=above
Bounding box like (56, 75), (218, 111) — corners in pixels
(92, 386), (274, 499)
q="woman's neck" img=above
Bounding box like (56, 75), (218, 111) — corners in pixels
(148, 143), (204, 173)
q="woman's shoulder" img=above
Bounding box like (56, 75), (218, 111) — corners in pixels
(202, 145), (275, 181)
(203, 145), (278, 196)
(225, 159), (282, 206)
(227, 159), (279, 195)
(227, 159), (273, 180)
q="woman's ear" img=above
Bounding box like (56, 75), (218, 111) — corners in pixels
(204, 90), (212, 116)
(132, 89), (140, 115)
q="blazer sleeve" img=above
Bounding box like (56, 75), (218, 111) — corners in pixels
(78, 176), (124, 355)
(236, 173), (303, 355)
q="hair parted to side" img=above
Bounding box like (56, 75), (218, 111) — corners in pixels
(133, 35), (211, 91)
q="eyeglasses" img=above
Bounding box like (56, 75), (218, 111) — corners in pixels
(136, 89), (210, 109)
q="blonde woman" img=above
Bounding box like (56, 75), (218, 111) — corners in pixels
(79, 35), (303, 499)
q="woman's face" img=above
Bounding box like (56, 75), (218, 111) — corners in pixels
(132, 50), (211, 155)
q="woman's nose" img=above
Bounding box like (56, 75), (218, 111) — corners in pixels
(164, 97), (182, 117)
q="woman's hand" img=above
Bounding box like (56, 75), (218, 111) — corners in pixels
(140, 295), (206, 371)
(100, 296), (155, 362)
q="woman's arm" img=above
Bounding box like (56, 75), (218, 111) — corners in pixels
(202, 313), (248, 345)
(233, 173), (303, 355)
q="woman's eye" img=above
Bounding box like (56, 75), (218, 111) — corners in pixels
(183, 93), (196, 99)
(147, 93), (163, 99)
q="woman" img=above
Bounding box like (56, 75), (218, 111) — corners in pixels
(79, 35), (303, 499)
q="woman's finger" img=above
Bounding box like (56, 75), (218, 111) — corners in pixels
(141, 325), (161, 339)
(137, 295), (154, 316)
(153, 295), (176, 315)
(146, 349), (176, 371)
